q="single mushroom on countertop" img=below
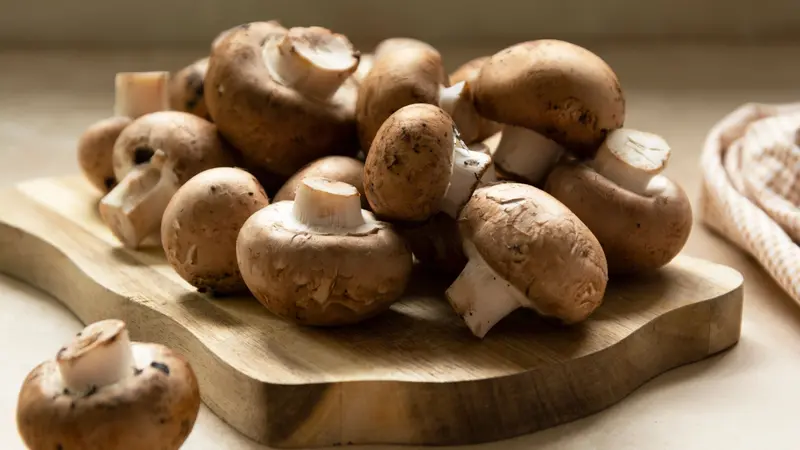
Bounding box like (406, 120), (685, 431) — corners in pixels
(206, 22), (360, 178)
(273, 155), (368, 209)
(16, 319), (200, 450)
(472, 39), (626, 185)
(364, 103), (495, 222)
(161, 167), (270, 295)
(99, 111), (236, 249)
(545, 128), (692, 274)
(236, 177), (413, 326)
(169, 57), (211, 120)
(446, 182), (608, 338)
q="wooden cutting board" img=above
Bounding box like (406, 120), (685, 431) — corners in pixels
(0, 176), (744, 448)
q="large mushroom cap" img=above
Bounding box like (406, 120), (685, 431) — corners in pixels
(205, 22), (359, 177)
(161, 167), (270, 295)
(16, 320), (200, 450)
(237, 178), (413, 326)
(545, 162), (692, 274)
(77, 116), (132, 193)
(274, 155), (366, 208)
(460, 182), (608, 323)
(364, 103), (455, 222)
(169, 57), (211, 120)
(473, 39), (625, 157)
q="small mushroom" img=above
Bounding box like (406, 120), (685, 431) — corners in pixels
(472, 39), (625, 185)
(445, 56), (502, 143)
(445, 182), (608, 338)
(274, 155), (367, 209)
(545, 128), (692, 274)
(169, 57), (211, 120)
(16, 319), (200, 450)
(206, 22), (360, 178)
(99, 111), (235, 249)
(364, 103), (495, 222)
(236, 177), (413, 326)
(161, 167), (270, 295)
(114, 71), (171, 120)
(77, 117), (132, 193)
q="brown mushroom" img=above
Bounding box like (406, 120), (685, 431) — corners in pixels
(545, 128), (692, 274)
(169, 57), (210, 120)
(206, 22), (360, 178)
(99, 111), (235, 249)
(16, 319), (200, 450)
(472, 39), (625, 185)
(395, 212), (467, 275)
(364, 103), (495, 222)
(273, 155), (367, 209)
(445, 182), (608, 338)
(77, 117), (132, 193)
(161, 167), (270, 295)
(236, 177), (413, 326)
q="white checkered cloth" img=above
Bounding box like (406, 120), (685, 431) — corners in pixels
(700, 102), (800, 303)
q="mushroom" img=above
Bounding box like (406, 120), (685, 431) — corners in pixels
(16, 319), (201, 450)
(445, 56), (502, 143)
(77, 117), (132, 193)
(169, 57), (211, 120)
(545, 128), (692, 274)
(472, 39), (625, 185)
(206, 22), (360, 178)
(99, 111), (236, 249)
(236, 177), (413, 326)
(364, 103), (495, 222)
(350, 53), (374, 85)
(114, 71), (170, 120)
(273, 155), (367, 209)
(161, 167), (270, 295)
(445, 182), (608, 338)
(396, 212), (467, 275)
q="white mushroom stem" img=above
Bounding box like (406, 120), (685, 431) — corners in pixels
(293, 177), (366, 229)
(439, 81), (482, 144)
(264, 27), (359, 100)
(99, 150), (178, 248)
(440, 138), (495, 218)
(445, 241), (528, 338)
(114, 72), (170, 119)
(587, 128), (671, 196)
(493, 125), (564, 185)
(56, 319), (135, 394)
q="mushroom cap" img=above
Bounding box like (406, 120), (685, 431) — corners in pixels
(396, 212), (467, 275)
(112, 111), (234, 184)
(356, 38), (447, 153)
(274, 155), (367, 208)
(473, 40), (625, 157)
(205, 21), (359, 177)
(448, 56), (502, 143)
(161, 167), (270, 295)
(236, 202), (413, 326)
(545, 162), (693, 274)
(364, 103), (455, 222)
(16, 342), (200, 450)
(169, 57), (210, 120)
(459, 182), (608, 323)
(77, 116), (132, 193)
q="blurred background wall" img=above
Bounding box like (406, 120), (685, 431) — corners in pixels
(2, 0), (799, 50)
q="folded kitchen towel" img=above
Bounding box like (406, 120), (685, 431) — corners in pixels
(700, 102), (800, 303)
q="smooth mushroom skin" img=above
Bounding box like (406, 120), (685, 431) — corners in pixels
(448, 56), (502, 142)
(206, 22), (360, 178)
(396, 212), (467, 275)
(545, 162), (692, 274)
(274, 155), (367, 209)
(237, 178), (413, 326)
(356, 38), (448, 153)
(77, 116), (132, 193)
(99, 111), (236, 248)
(447, 182), (608, 338)
(16, 320), (200, 450)
(161, 167), (270, 295)
(169, 57), (211, 120)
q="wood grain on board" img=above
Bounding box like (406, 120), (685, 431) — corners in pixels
(0, 176), (744, 448)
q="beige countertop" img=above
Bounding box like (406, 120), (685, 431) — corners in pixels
(1, 43), (800, 449)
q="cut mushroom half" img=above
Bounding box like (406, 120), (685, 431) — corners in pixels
(263, 26), (360, 101)
(587, 128), (671, 196)
(114, 71), (170, 119)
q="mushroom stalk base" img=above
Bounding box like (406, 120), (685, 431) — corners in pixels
(445, 244), (527, 338)
(588, 129), (671, 196)
(441, 145), (495, 218)
(99, 162), (177, 248)
(494, 125), (564, 185)
(439, 82), (482, 144)
(57, 320), (135, 394)
(114, 72), (170, 119)
(292, 177), (367, 229)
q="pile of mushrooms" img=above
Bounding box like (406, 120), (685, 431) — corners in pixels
(74, 22), (694, 341)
